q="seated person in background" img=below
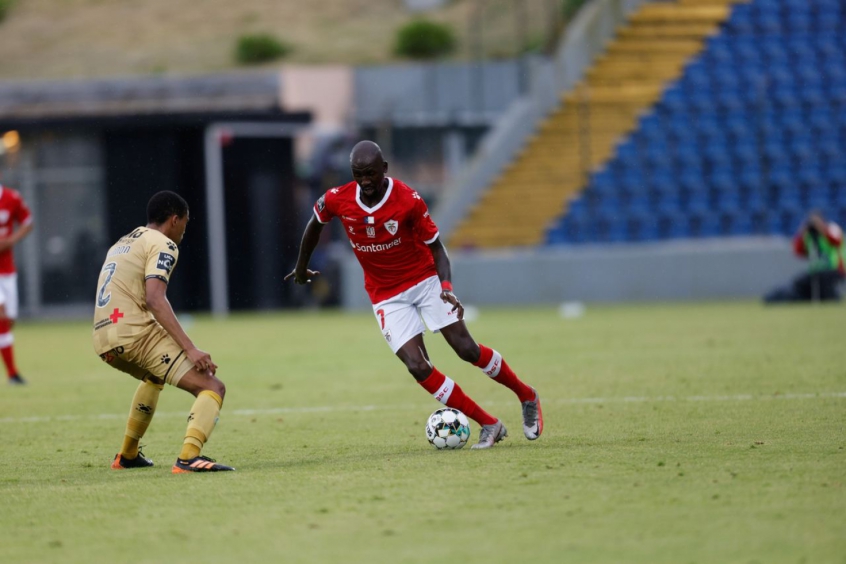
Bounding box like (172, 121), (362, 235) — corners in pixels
(764, 211), (845, 303)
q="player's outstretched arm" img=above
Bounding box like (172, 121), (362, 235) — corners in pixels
(428, 237), (464, 321)
(284, 215), (324, 285)
(145, 278), (217, 374)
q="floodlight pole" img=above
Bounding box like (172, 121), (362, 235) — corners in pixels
(203, 122), (307, 317)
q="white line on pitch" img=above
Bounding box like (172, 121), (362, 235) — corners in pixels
(1, 391), (844, 425)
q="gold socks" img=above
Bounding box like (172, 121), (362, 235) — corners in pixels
(178, 390), (222, 460)
(120, 380), (163, 459)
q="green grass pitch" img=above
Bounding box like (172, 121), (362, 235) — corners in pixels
(1, 302), (844, 563)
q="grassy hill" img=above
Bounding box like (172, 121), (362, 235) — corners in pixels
(0, 0), (560, 80)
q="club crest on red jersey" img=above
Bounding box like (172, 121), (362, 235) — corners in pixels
(384, 220), (398, 235)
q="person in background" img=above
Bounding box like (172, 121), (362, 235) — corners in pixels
(764, 211), (845, 303)
(0, 182), (34, 385)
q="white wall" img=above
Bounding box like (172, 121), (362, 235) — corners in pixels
(340, 237), (807, 309)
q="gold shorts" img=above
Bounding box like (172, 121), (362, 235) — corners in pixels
(96, 324), (193, 387)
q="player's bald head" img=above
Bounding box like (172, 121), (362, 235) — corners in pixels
(350, 141), (383, 167)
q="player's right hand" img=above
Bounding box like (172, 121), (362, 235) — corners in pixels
(187, 347), (217, 375)
(440, 290), (465, 321)
(284, 268), (320, 284)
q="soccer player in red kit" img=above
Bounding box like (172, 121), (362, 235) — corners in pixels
(285, 140), (542, 449)
(0, 184), (33, 385)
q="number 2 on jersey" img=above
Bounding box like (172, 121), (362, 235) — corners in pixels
(97, 262), (117, 307)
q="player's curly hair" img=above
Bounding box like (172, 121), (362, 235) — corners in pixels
(147, 191), (188, 225)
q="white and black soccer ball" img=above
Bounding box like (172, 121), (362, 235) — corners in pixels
(425, 407), (471, 449)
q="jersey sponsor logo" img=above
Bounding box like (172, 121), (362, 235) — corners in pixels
(384, 220), (398, 235)
(316, 195), (326, 212)
(483, 351), (503, 377)
(351, 237), (402, 253)
(94, 317), (113, 330)
(98, 346), (125, 364)
(383, 329), (392, 343)
(157, 252), (175, 274)
(118, 228), (145, 244)
(107, 245), (130, 257)
(348, 225), (355, 235)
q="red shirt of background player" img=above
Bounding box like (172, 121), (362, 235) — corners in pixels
(0, 186), (33, 275)
(313, 178), (439, 304)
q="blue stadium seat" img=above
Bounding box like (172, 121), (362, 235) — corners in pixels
(744, 187), (769, 210)
(786, 13), (813, 32)
(790, 139), (815, 162)
(833, 185), (846, 205)
(545, 226), (567, 245)
(594, 211), (627, 243)
(688, 211), (721, 238)
(721, 207), (754, 235)
(800, 85), (826, 105)
(756, 14), (783, 34)
(804, 185), (832, 209)
(727, 4), (754, 34)
(748, 207), (773, 234)
(626, 211), (659, 242)
(657, 213), (690, 239)
(827, 164), (846, 189)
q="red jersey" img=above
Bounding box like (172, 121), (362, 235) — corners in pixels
(0, 186), (32, 275)
(793, 221), (845, 274)
(314, 178), (439, 304)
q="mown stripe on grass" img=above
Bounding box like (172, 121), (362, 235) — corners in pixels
(1, 391), (844, 424)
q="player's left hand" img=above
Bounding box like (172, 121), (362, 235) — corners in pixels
(440, 290), (464, 321)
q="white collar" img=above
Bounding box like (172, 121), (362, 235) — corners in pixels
(356, 177), (393, 214)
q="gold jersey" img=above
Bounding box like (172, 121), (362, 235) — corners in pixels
(92, 227), (179, 354)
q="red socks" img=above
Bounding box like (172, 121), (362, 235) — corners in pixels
(1, 345), (17, 377)
(473, 344), (534, 403)
(0, 319), (17, 378)
(419, 367), (497, 426)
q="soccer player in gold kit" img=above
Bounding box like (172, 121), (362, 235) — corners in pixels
(93, 191), (234, 473)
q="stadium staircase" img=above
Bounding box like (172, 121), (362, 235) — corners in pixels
(450, 0), (741, 249)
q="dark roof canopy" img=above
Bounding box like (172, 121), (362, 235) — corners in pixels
(0, 72), (303, 127)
